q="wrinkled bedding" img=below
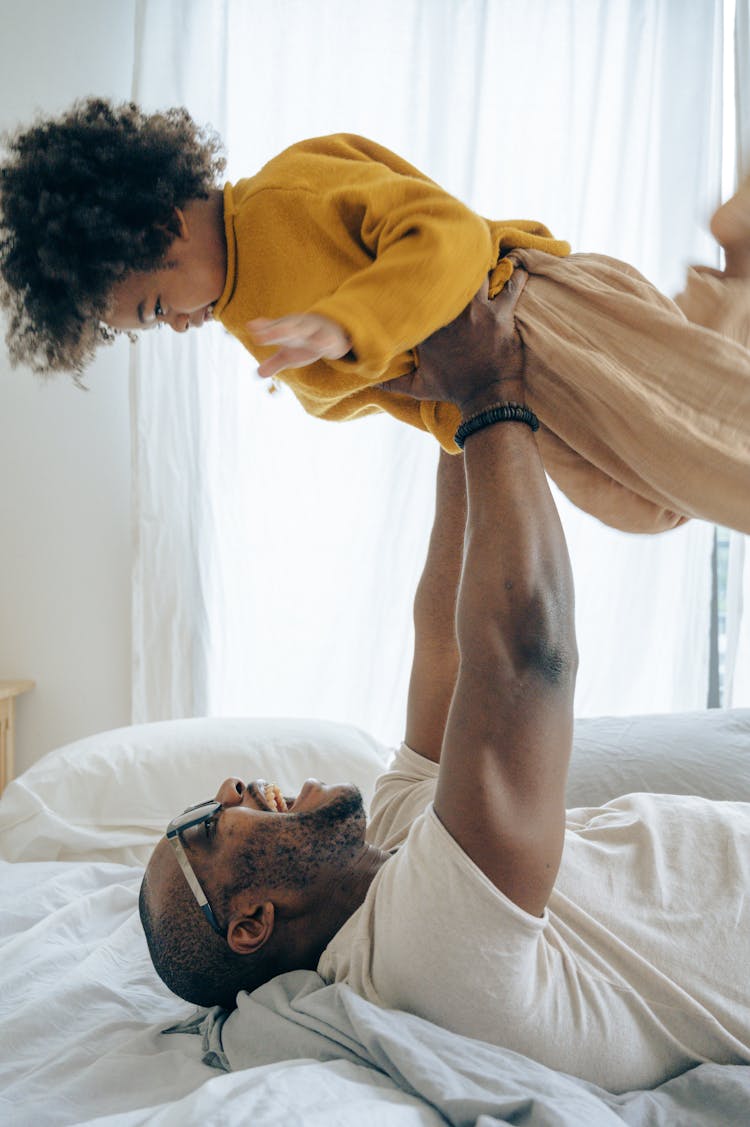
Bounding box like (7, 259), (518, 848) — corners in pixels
(176, 971), (750, 1127)
(2, 712), (749, 1125)
(3, 859), (750, 1127)
(4, 852), (748, 1127)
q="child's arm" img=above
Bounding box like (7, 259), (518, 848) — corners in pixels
(240, 134), (496, 384)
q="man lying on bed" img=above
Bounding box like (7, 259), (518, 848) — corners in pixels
(139, 276), (750, 1095)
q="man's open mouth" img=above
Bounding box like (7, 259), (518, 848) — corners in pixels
(263, 782), (289, 812)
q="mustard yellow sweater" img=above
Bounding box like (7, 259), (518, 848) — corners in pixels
(214, 134), (569, 451)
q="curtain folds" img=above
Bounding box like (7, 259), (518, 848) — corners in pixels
(725, 0), (750, 708)
(131, 0), (726, 740)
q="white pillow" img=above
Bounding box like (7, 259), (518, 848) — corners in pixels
(0, 716), (390, 866)
(567, 708), (750, 808)
(3, 708), (748, 868)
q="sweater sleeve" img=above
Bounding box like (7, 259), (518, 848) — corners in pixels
(218, 136), (566, 451)
(302, 151), (494, 380)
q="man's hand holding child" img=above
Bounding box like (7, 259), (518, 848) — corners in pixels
(377, 274), (527, 412)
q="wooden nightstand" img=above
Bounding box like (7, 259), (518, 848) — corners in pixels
(0, 680), (34, 795)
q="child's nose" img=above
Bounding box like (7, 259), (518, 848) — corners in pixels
(167, 312), (190, 333)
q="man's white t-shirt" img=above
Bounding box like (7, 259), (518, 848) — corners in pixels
(317, 743), (750, 1093)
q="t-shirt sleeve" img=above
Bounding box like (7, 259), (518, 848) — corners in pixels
(366, 807), (548, 1028)
(366, 742), (439, 850)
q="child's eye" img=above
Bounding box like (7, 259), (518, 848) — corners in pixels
(154, 299), (165, 319)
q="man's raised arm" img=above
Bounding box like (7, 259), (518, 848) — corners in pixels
(404, 449), (465, 763)
(402, 276), (529, 765)
(384, 277), (577, 917)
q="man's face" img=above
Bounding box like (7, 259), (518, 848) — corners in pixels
(205, 776), (367, 900)
(150, 777), (367, 934)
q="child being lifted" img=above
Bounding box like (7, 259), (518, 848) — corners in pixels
(1, 98), (748, 534)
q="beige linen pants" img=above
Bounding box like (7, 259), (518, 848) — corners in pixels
(509, 249), (750, 533)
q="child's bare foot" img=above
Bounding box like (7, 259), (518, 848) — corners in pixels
(711, 175), (750, 277)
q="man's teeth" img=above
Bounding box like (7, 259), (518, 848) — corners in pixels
(263, 783), (288, 812)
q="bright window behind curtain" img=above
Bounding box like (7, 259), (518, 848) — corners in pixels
(131, 0), (723, 743)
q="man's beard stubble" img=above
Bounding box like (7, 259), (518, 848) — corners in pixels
(226, 787), (366, 900)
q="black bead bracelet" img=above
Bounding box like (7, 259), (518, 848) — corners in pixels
(454, 402), (540, 449)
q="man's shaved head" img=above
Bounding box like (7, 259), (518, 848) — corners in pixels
(139, 838), (270, 1009)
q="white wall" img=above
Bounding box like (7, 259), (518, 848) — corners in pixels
(0, 0), (136, 774)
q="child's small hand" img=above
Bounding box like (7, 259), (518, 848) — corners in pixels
(248, 313), (351, 379)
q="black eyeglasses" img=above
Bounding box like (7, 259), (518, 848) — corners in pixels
(165, 800), (226, 937)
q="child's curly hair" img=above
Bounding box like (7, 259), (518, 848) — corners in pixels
(0, 97), (226, 377)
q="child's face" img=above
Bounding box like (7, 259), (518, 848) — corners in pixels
(107, 258), (222, 334)
(106, 200), (226, 334)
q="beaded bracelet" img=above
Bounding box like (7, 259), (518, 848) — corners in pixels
(454, 402), (540, 449)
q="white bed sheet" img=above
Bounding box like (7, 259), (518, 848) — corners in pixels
(2, 711), (749, 1125)
(0, 717), (422, 1125)
(0, 859), (441, 1127)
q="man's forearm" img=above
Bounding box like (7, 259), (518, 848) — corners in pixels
(458, 385), (577, 691)
(404, 450), (466, 761)
(413, 450), (466, 649)
(435, 385), (577, 915)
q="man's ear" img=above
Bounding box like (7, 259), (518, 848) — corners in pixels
(226, 900), (275, 955)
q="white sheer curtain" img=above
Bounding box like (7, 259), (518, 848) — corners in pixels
(131, 0), (724, 742)
(725, 0), (750, 708)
